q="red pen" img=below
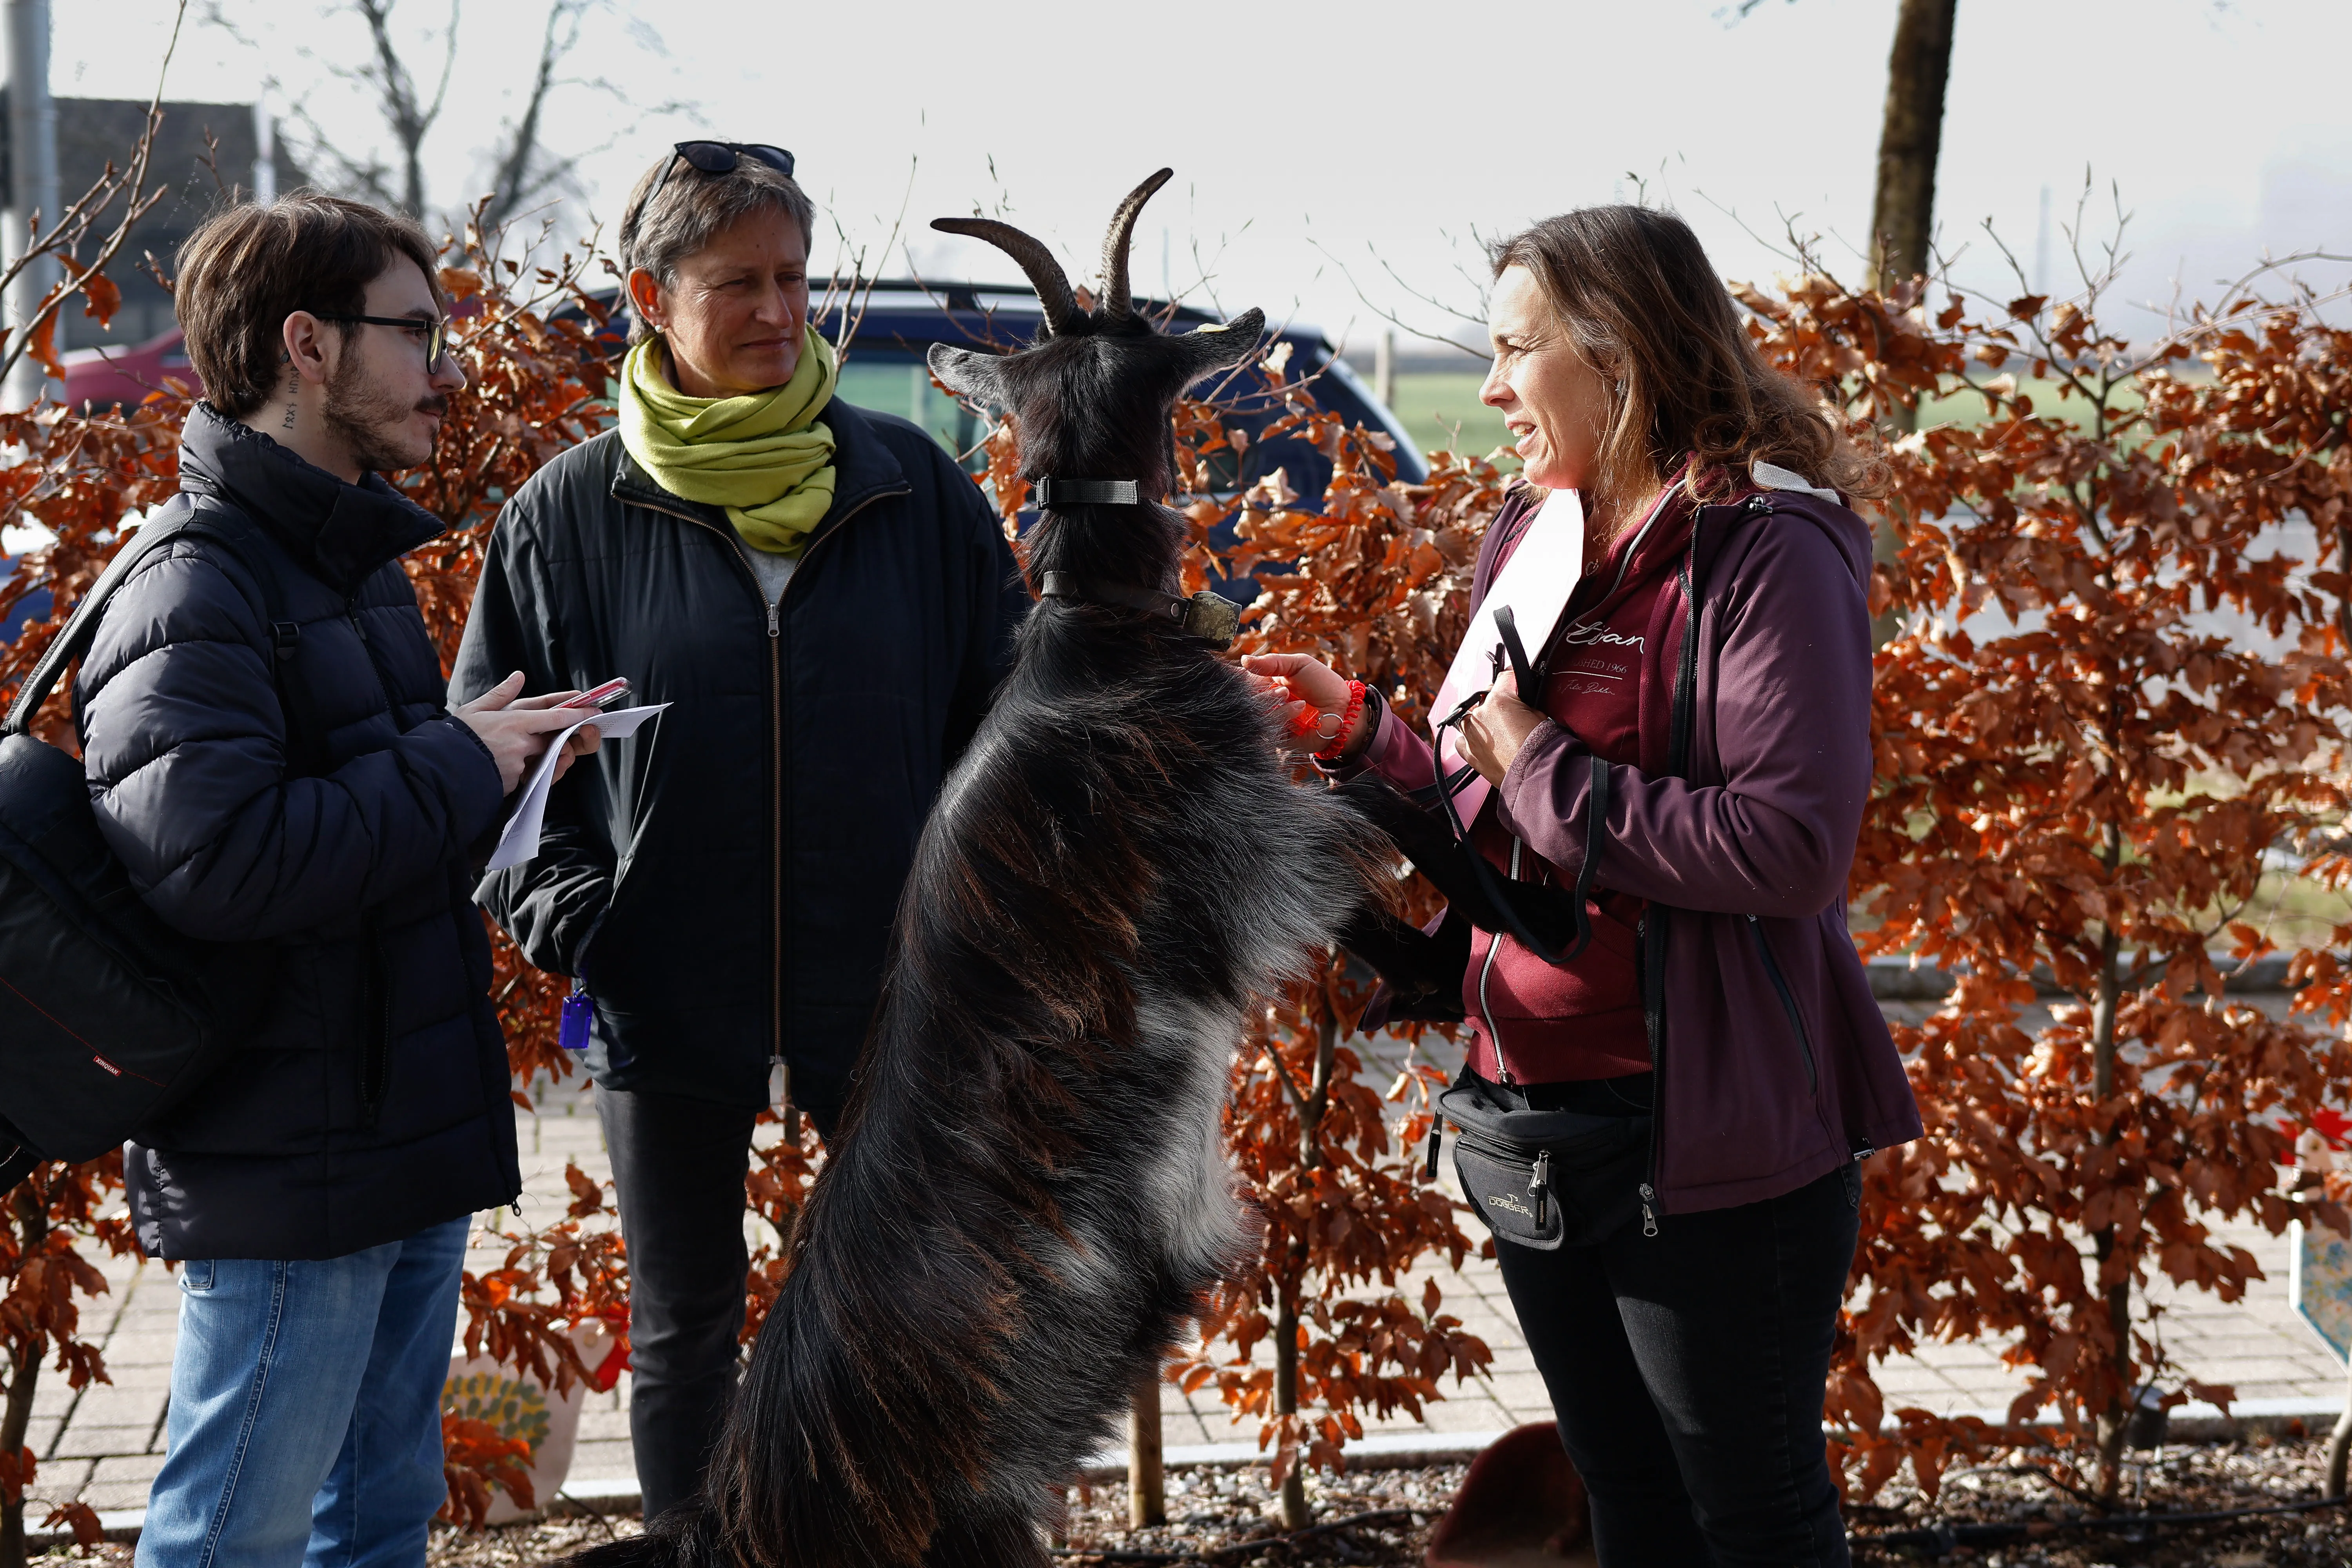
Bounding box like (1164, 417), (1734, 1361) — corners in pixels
(558, 678), (630, 710)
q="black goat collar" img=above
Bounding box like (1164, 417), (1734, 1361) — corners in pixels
(1034, 477), (1140, 507)
(1039, 571), (1240, 649)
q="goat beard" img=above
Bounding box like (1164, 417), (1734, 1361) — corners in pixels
(322, 354), (446, 475)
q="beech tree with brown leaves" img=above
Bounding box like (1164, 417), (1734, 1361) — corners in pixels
(1175, 399), (1506, 1529)
(1742, 236), (2352, 1502)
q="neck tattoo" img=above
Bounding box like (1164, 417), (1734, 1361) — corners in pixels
(280, 401), (297, 432)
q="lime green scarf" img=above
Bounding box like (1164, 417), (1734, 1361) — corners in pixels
(619, 328), (838, 555)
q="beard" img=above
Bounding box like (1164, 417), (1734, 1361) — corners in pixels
(322, 354), (448, 474)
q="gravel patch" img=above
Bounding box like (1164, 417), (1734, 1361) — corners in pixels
(1848, 1437), (2352, 1565)
(1056, 1463), (1467, 1564)
(39, 1443), (2341, 1568)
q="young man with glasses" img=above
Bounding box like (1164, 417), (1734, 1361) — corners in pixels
(73, 192), (592, 1568)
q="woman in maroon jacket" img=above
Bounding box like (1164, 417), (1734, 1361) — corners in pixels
(1247, 207), (1921, 1567)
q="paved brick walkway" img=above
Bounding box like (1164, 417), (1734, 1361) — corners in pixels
(26, 1019), (2350, 1521)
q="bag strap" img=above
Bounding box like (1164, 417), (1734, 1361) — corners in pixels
(1491, 604), (1543, 701)
(1, 502), (210, 739)
(1429, 705), (1609, 971)
(2, 495), (312, 761)
(1426, 599), (1612, 970)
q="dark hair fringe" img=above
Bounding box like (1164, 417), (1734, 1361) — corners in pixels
(1488, 205), (1887, 506)
(174, 191), (441, 419)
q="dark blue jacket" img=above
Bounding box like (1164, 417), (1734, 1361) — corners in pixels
(75, 403), (519, 1260)
(452, 401), (1025, 1124)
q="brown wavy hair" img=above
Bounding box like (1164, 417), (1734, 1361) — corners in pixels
(177, 192), (440, 419)
(1488, 205), (1883, 505)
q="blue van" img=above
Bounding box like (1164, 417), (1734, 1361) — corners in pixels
(807, 280), (1428, 497)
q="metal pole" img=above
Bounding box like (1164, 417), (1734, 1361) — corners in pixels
(4, 0), (58, 410)
(252, 96), (276, 205)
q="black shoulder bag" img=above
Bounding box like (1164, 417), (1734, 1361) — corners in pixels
(0, 502), (302, 1190)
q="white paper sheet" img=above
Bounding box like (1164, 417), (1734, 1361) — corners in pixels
(485, 704), (669, 871)
(1427, 489), (1584, 826)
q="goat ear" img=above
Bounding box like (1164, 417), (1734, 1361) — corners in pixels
(927, 343), (1010, 407)
(1174, 307), (1267, 384)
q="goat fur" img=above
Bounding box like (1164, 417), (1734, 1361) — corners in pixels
(567, 170), (1419, 1568)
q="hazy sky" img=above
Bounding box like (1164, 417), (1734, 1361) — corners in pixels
(52, 0), (2352, 355)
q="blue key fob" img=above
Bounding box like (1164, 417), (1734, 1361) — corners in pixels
(559, 985), (593, 1051)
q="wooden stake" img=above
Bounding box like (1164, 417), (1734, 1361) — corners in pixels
(1128, 1361), (1165, 1527)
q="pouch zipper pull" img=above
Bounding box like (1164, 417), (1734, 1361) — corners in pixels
(1424, 1122), (1442, 1181)
(768, 1053), (789, 1114)
(1639, 1181), (1659, 1238)
(1530, 1150), (1550, 1228)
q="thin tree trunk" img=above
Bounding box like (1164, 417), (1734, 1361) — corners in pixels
(1273, 1003), (1341, 1532)
(0, 1182), (47, 1568)
(2328, 1352), (2352, 1499)
(2087, 829), (2132, 1499)
(1273, 1292), (1306, 1530)
(2336, 523), (2352, 654)
(1866, 0), (1959, 290)
(1127, 1363), (1165, 1528)
(1863, 0), (1956, 644)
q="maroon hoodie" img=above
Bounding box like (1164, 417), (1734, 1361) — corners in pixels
(1348, 477), (1922, 1215)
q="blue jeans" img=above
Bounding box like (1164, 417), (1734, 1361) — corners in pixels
(137, 1218), (470, 1568)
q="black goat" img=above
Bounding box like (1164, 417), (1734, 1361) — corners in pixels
(572, 169), (1425, 1568)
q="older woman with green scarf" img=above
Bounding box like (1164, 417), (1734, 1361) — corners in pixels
(452, 142), (1027, 1519)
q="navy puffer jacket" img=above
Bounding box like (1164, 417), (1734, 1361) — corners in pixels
(74, 403), (519, 1260)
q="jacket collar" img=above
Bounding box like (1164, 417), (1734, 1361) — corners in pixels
(608, 394), (913, 548)
(177, 402), (445, 594)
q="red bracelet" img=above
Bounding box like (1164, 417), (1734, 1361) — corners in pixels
(1312, 680), (1367, 761)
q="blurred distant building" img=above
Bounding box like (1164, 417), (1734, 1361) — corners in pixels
(4, 96), (305, 351)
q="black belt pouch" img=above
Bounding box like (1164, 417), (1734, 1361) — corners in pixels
(1439, 1066), (1650, 1250)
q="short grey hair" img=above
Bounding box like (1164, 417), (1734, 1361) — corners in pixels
(618, 149), (817, 344)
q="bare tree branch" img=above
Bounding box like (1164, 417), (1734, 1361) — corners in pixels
(479, 0), (589, 230)
(352, 0), (461, 216)
(1303, 234), (1488, 362)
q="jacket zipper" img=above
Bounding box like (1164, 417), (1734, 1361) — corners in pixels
(1636, 909), (1658, 1237)
(1638, 508), (1713, 1238)
(626, 483), (909, 1107)
(1747, 915), (1819, 1093)
(1476, 838), (1524, 1084)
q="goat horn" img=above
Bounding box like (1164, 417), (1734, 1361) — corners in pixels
(930, 216), (1083, 336)
(1098, 168), (1173, 321)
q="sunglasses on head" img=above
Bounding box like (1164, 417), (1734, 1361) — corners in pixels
(648, 141), (796, 206)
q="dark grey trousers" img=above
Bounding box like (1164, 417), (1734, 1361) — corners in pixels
(1499, 1161), (1862, 1567)
(593, 1084), (762, 1522)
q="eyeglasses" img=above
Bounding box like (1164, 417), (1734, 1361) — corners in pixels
(646, 141), (796, 207)
(308, 312), (450, 368)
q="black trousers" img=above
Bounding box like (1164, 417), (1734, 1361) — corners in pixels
(1494, 1081), (1860, 1568)
(595, 1086), (833, 1521)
